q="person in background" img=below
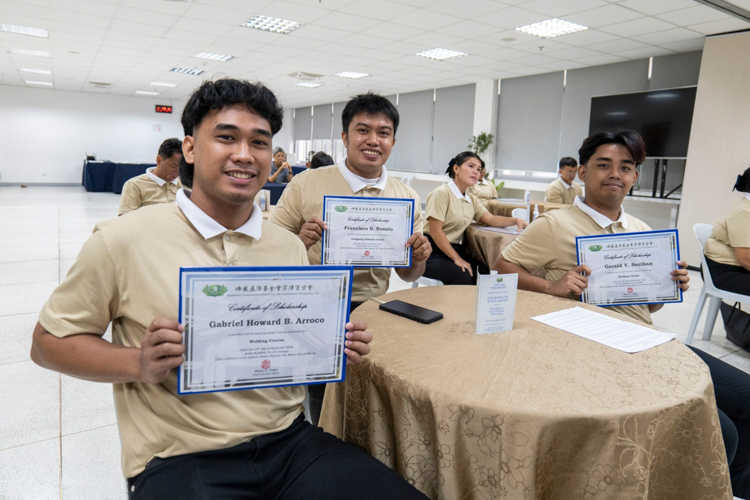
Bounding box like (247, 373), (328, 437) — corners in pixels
(309, 151), (334, 169)
(268, 146), (293, 183)
(118, 138), (183, 216)
(494, 129), (750, 497)
(704, 167), (750, 295)
(545, 156), (583, 205)
(423, 151), (527, 285)
(467, 158), (497, 207)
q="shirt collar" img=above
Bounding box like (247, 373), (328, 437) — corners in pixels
(559, 177), (572, 189)
(573, 195), (628, 229)
(337, 158), (388, 193)
(146, 167), (179, 186)
(176, 189), (263, 240)
(448, 179), (471, 201)
(745, 193), (750, 202)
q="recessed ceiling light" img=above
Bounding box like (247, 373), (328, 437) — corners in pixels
(241, 15), (303, 34)
(170, 67), (204, 75)
(19, 68), (51, 75)
(415, 48), (468, 61)
(25, 80), (52, 86)
(135, 91), (159, 96)
(0, 23), (48, 38)
(335, 71), (370, 79)
(295, 82), (322, 88)
(515, 18), (588, 38)
(193, 52), (234, 62)
(150, 82), (177, 87)
(8, 48), (51, 57)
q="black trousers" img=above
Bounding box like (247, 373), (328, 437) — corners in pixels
(423, 234), (489, 285)
(688, 346), (750, 496)
(706, 256), (750, 295)
(127, 415), (427, 500)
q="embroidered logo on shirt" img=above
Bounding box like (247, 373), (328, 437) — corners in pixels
(202, 285), (228, 297)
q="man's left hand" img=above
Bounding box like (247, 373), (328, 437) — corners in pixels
(671, 260), (690, 291)
(344, 321), (372, 364)
(406, 232), (431, 264)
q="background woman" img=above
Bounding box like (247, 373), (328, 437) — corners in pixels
(269, 147), (293, 183)
(423, 151), (527, 285)
(467, 159), (497, 207)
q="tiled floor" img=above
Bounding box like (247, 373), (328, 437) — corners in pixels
(0, 185), (748, 499)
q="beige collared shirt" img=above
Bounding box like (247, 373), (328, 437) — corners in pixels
(545, 178), (584, 205)
(704, 196), (750, 267)
(424, 180), (488, 244)
(467, 179), (498, 207)
(118, 167), (183, 216)
(39, 190), (308, 478)
(270, 160), (423, 303)
(502, 196), (653, 325)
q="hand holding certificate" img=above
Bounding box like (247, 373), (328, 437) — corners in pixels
(576, 229), (683, 307)
(178, 266), (353, 395)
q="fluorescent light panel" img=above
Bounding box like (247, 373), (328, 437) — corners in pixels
(25, 80), (52, 86)
(335, 71), (369, 79)
(0, 23), (48, 37)
(19, 68), (51, 75)
(135, 91), (159, 95)
(415, 48), (467, 61)
(193, 52), (234, 62)
(150, 82), (177, 87)
(241, 15), (303, 34)
(295, 82), (322, 88)
(8, 48), (51, 57)
(170, 67), (204, 75)
(515, 18), (588, 38)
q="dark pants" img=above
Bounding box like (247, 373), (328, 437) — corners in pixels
(127, 415), (426, 500)
(706, 256), (750, 295)
(688, 346), (750, 496)
(423, 234), (489, 285)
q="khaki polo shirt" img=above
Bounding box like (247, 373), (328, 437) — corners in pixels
(468, 180), (498, 207)
(704, 197), (750, 267)
(118, 170), (183, 216)
(501, 201), (653, 325)
(424, 181), (488, 244)
(270, 163), (423, 303)
(545, 178), (583, 205)
(39, 201), (308, 478)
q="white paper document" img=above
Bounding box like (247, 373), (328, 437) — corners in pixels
(476, 226), (521, 235)
(531, 306), (674, 353)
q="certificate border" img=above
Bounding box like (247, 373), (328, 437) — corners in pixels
(177, 265), (353, 395)
(321, 195), (415, 268)
(575, 229), (683, 307)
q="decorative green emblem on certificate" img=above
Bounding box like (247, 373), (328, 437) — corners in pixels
(496, 278), (504, 282)
(202, 284), (228, 297)
(588, 244), (603, 252)
(334, 205), (347, 212)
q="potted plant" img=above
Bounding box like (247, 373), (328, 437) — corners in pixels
(468, 132), (503, 191)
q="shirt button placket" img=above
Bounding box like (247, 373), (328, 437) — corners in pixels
(223, 231), (239, 266)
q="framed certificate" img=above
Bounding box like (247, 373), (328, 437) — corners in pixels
(321, 196), (415, 268)
(178, 266), (353, 395)
(576, 229), (682, 307)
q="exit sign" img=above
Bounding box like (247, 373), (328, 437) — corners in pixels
(155, 105), (172, 114)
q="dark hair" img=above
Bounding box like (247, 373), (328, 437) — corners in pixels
(445, 151), (481, 178)
(158, 138), (182, 159)
(341, 93), (399, 136)
(310, 151), (334, 169)
(559, 157), (577, 169)
(734, 167), (750, 193)
(179, 78), (284, 188)
(578, 130), (646, 167)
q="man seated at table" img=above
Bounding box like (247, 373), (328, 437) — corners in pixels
(544, 156), (583, 205)
(118, 138), (183, 216)
(270, 92), (432, 424)
(30, 78), (426, 500)
(494, 129), (750, 496)
(268, 147), (293, 183)
(310, 151), (334, 169)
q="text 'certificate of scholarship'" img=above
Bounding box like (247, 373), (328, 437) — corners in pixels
(321, 196), (415, 267)
(178, 266), (353, 395)
(576, 229), (682, 307)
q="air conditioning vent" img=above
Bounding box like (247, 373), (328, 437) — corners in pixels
(288, 72), (324, 81)
(88, 81), (111, 88)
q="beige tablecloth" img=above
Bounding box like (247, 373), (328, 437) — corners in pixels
(321, 287), (730, 500)
(463, 225), (519, 269)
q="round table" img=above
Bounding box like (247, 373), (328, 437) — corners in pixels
(463, 225), (519, 269)
(320, 287), (730, 500)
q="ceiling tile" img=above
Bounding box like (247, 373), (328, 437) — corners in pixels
(49, 0), (117, 18)
(551, 28), (619, 46)
(600, 17), (676, 37)
(109, 19), (169, 37)
(506, 53), (562, 65)
(632, 27), (702, 45)
(338, 0), (416, 21)
(615, 46), (674, 59)
(574, 53), (628, 65)
(311, 12), (381, 32)
(433, 20), (503, 39)
(563, 4), (644, 28)
(118, 0), (192, 16)
(114, 6), (180, 28)
(0, 1), (48, 19)
(655, 5), (730, 26)
(390, 9), (460, 30)
(585, 37), (648, 53)
(518, 0), (608, 17)
(162, 29), (218, 45)
(660, 38), (704, 52)
(402, 31), (464, 48)
(337, 32), (394, 49)
(617, 0), (700, 15)
(475, 6), (549, 30)
(425, 0), (506, 19)
(682, 17), (750, 35)
(260, 1), (329, 24)
(290, 25), (350, 42)
(171, 17), (233, 36)
(360, 22), (424, 40)
(511, 39), (573, 53)
(545, 46), (602, 59)
(182, 4), (249, 25)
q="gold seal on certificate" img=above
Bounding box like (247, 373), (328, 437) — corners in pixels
(178, 266), (353, 395)
(321, 196), (415, 267)
(576, 229), (682, 307)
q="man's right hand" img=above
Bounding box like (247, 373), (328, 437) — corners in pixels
(138, 318), (185, 384)
(549, 264), (591, 297)
(299, 216), (327, 250)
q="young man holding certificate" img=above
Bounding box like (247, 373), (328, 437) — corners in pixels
(30, 79), (426, 500)
(494, 130), (750, 497)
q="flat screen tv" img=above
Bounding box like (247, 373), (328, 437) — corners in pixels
(589, 87), (697, 158)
